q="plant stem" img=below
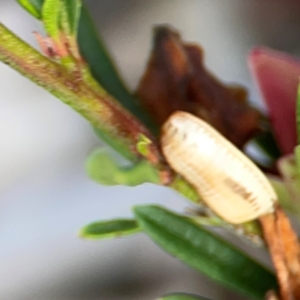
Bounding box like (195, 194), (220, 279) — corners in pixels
(0, 22), (157, 161)
(0, 22), (262, 243)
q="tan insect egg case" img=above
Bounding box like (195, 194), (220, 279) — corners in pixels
(161, 111), (277, 224)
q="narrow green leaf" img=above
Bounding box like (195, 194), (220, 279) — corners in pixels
(278, 154), (300, 217)
(93, 129), (136, 162)
(17, 0), (44, 19)
(136, 134), (152, 157)
(80, 219), (140, 240)
(42, 0), (61, 40)
(269, 177), (293, 212)
(158, 293), (211, 300)
(78, 7), (158, 135)
(60, 0), (82, 36)
(134, 205), (277, 300)
(86, 148), (160, 186)
(169, 176), (199, 203)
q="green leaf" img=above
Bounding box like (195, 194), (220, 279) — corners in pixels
(78, 7), (158, 135)
(278, 154), (300, 217)
(134, 205), (277, 300)
(86, 148), (160, 186)
(17, 0), (44, 18)
(93, 128), (137, 162)
(169, 176), (199, 203)
(158, 293), (211, 300)
(42, 0), (61, 40)
(60, 0), (82, 37)
(136, 134), (152, 157)
(80, 219), (140, 240)
(269, 177), (293, 212)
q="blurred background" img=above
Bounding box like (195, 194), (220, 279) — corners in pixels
(1, 1), (300, 299)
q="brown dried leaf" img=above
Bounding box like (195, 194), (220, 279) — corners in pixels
(136, 27), (189, 125)
(184, 44), (261, 146)
(136, 25), (261, 147)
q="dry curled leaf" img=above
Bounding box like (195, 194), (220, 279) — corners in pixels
(136, 25), (262, 147)
(136, 27), (189, 125)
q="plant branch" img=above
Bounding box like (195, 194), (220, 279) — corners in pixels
(0, 22), (158, 162)
(0, 21), (262, 242)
